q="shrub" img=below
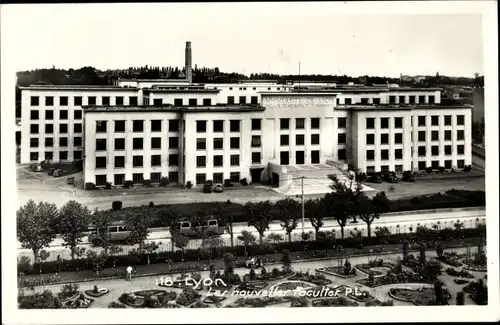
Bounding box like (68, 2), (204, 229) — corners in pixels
(93, 285), (98, 294)
(464, 165), (472, 172)
(438, 166), (445, 173)
(112, 201), (123, 211)
(143, 179), (152, 187)
(149, 201), (155, 208)
(108, 301), (126, 308)
(186, 181), (193, 189)
(240, 178), (248, 186)
(18, 256), (32, 274)
(160, 177), (170, 187)
(124, 180), (133, 189)
(105, 182), (112, 189)
(202, 183), (212, 193)
(224, 179), (233, 187)
(426, 167), (433, 174)
(85, 182), (96, 190)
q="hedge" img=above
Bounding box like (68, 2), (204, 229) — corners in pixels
(19, 225), (486, 276)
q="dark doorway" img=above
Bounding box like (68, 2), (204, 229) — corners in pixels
(250, 168), (264, 183)
(311, 150), (320, 164)
(296, 151), (305, 164)
(271, 173), (280, 187)
(280, 151), (289, 165)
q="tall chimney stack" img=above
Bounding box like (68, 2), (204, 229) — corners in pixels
(185, 41), (192, 84)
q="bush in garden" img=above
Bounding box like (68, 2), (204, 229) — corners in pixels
(143, 179), (152, 187)
(149, 201), (155, 208)
(105, 182), (112, 189)
(124, 180), (133, 189)
(224, 179), (233, 187)
(160, 177), (170, 187)
(240, 178), (248, 186)
(112, 201), (123, 211)
(186, 181), (193, 189)
(85, 182), (96, 190)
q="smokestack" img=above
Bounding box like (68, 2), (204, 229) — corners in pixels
(185, 41), (192, 83)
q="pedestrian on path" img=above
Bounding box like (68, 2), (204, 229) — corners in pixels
(126, 265), (133, 281)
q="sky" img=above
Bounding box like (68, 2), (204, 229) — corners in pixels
(1, 2), (485, 78)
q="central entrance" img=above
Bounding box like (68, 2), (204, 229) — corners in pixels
(250, 168), (264, 184)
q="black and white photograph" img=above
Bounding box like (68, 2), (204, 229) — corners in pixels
(1, 1), (498, 324)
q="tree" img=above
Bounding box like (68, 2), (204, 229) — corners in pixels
(108, 245), (123, 267)
(322, 193), (348, 239)
(172, 234), (189, 261)
(267, 232), (284, 245)
(372, 191), (391, 215)
(124, 208), (152, 252)
(214, 201), (235, 247)
(74, 247), (86, 271)
(202, 237), (225, 259)
(374, 226), (391, 239)
(86, 250), (109, 276)
(237, 230), (256, 256)
(141, 241), (160, 264)
(456, 291), (465, 305)
(356, 196), (378, 239)
(38, 250), (50, 274)
(17, 200), (59, 262)
(223, 253), (234, 285)
(317, 230), (336, 255)
(328, 172), (363, 223)
(402, 239), (410, 260)
(433, 280), (447, 305)
(89, 209), (113, 251)
(436, 242), (444, 259)
(419, 242), (427, 263)
(163, 208), (181, 252)
(275, 198), (300, 243)
(57, 201), (91, 260)
(244, 201), (274, 245)
(304, 198), (325, 239)
(191, 208), (211, 241)
(281, 249), (292, 273)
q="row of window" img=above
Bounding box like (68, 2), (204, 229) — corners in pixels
(365, 159), (465, 174)
(30, 151), (82, 161)
(277, 118), (325, 130)
(413, 130), (465, 142)
(150, 98), (213, 106)
(280, 134), (322, 146)
(227, 96), (259, 105)
(279, 150), (325, 165)
(366, 145), (466, 161)
(30, 109), (82, 121)
(30, 123), (82, 134)
(343, 95), (436, 105)
(365, 115), (466, 129)
(31, 96), (137, 107)
(30, 137), (82, 148)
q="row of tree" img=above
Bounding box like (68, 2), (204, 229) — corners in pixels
(17, 173), (390, 264)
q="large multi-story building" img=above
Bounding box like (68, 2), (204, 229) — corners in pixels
(18, 41), (473, 189)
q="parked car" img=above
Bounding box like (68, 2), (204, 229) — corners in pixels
(402, 171), (415, 182)
(212, 183), (224, 193)
(366, 175), (382, 183)
(382, 173), (398, 183)
(53, 169), (68, 177)
(87, 220), (131, 245)
(48, 168), (56, 176)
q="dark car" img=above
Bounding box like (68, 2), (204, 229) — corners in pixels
(382, 173), (398, 183)
(53, 169), (68, 177)
(402, 171), (415, 182)
(366, 175), (382, 183)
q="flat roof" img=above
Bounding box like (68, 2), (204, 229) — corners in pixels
(335, 104), (472, 111)
(117, 78), (190, 82)
(19, 85), (138, 91)
(143, 88), (220, 93)
(82, 104), (265, 113)
(260, 92), (337, 96)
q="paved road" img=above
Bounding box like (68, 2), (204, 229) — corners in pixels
(18, 207), (486, 262)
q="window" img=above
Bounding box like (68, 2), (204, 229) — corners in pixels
(431, 116), (439, 126)
(338, 149), (347, 160)
(45, 137), (53, 147)
(30, 138), (39, 148)
(168, 137), (179, 149)
(114, 156), (125, 168)
(44, 151), (53, 160)
(250, 96), (258, 104)
(431, 160), (439, 169)
(336, 117), (347, 129)
(150, 173), (161, 184)
(30, 152), (39, 161)
(230, 120), (240, 132)
(133, 156), (143, 167)
(394, 117), (403, 128)
(96, 175), (107, 186)
(380, 118), (389, 129)
(395, 133), (403, 144)
(28, 95), (40, 107)
(73, 151), (82, 160)
(366, 118), (375, 129)
(213, 138), (223, 150)
(251, 119), (261, 130)
(45, 110), (54, 120)
(373, 98), (381, 105)
(74, 96), (83, 106)
(251, 135), (261, 147)
(213, 155), (223, 167)
(132, 138), (142, 150)
(311, 150), (320, 164)
(380, 149), (389, 160)
(168, 154), (179, 166)
(418, 146), (426, 156)
(380, 133), (389, 145)
(431, 131), (439, 141)
(115, 138), (125, 150)
(445, 160), (452, 169)
(230, 172), (240, 182)
(418, 161), (426, 171)
(88, 96), (96, 105)
(203, 98), (211, 106)
(296, 151), (305, 164)
(429, 95), (435, 104)
(196, 156), (206, 168)
(230, 137), (240, 149)
(395, 149), (403, 159)
(311, 134), (320, 145)
(59, 124), (68, 133)
(115, 97), (124, 105)
(213, 173), (223, 183)
(213, 120), (224, 132)
(133, 120), (144, 132)
(230, 154), (240, 166)
(96, 139), (107, 151)
(45, 97), (54, 106)
(445, 145), (452, 155)
(457, 130), (465, 141)
(151, 120), (162, 132)
(129, 96), (138, 105)
(337, 133), (346, 144)
(311, 118), (320, 129)
(418, 131), (426, 142)
(457, 145), (465, 155)
(168, 172), (179, 183)
(366, 150), (375, 160)
(45, 124), (53, 134)
(188, 98), (197, 106)
(364, 134), (374, 145)
(431, 146), (439, 156)
(457, 160), (465, 168)
(197, 120), (207, 133)
(280, 118), (290, 130)
(409, 96), (416, 104)
(444, 130), (452, 141)
(74, 137), (82, 147)
(151, 155), (162, 166)
(115, 120), (125, 132)
(93, 121), (106, 133)
(399, 96), (406, 104)
(296, 118), (305, 129)
(132, 173), (144, 185)
(59, 151), (68, 160)
(227, 96), (235, 104)
(280, 134), (289, 146)
(389, 96), (396, 104)
(419, 95), (425, 103)
(361, 98), (369, 104)
(74, 110), (82, 119)
(197, 138), (207, 150)
(252, 152), (261, 164)
(345, 98), (352, 105)
(96, 157), (107, 169)
(418, 116), (426, 126)
(102, 96), (110, 105)
(30, 110), (39, 120)
(444, 116), (452, 126)
(457, 115), (465, 125)
(59, 110), (68, 120)
(151, 137), (162, 149)
(174, 98), (183, 106)
(169, 119), (180, 132)
(239, 96), (246, 104)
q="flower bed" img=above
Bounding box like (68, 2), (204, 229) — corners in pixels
(288, 271), (332, 285)
(84, 288), (109, 298)
(235, 281), (268, 293)
(243, 269), (294, 282)
(64, 294), (94, 309)
(316, 266), (356, 279)
(445, 268), (475, 278)
(388, 287), (450, 306)
(229, 296), (291, 308)
(453, 279), (470, 285)
(190, 301), (210, 308)
(357, 271), (423, 288)
(175, 288), (202, 306)
(462, 260), (487, 272)
(18, 290), (60, 309)
(108, 301), (126, 308)
(364, 299), (394, 306)
(290, 296), (309, 307)
(203, 295), (227, 304)
(355, 263), (395, 276)
(57, 283), (80, 302)
(312, 297), (359, 307)
(118, 290), (177, 308)
(438, 252), (463, 267)
(348, 290), (374, 302)
(270, 281), (314, 292)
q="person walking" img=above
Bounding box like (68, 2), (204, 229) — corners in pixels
(126, 265), (133, 281)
